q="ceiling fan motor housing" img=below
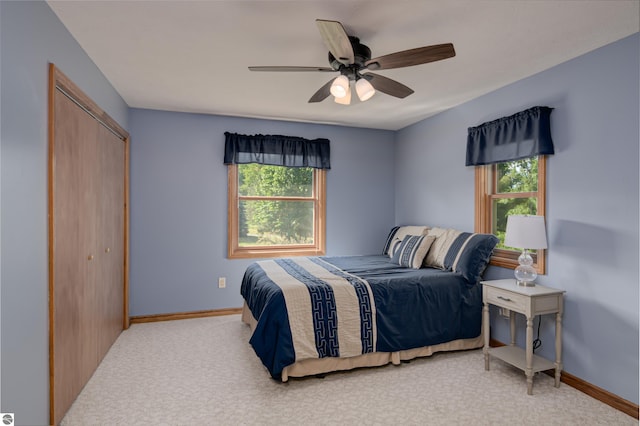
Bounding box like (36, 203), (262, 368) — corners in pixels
(328, 36), (371, 78)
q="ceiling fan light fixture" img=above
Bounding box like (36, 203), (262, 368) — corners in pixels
(334, 86), (351, 105)
(356, 78), (375, 101)
(330, 75), (350, 98)
(250, 20), (455, 104)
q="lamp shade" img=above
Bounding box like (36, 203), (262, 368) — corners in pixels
(504, 215), (548, 249)
(330, 75), (349, 98)
(334, 86), (351, 105)
(355, 78), (375, 101)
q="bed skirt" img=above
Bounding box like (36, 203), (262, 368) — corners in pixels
(241, 302), (484, 382)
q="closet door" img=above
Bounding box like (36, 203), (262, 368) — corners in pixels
(96, 124), (125, 362)
(49, 64), (130, 426)
(52, 90), (100, 418)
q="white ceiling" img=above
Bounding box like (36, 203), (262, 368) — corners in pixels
(48, 1), (639, 131)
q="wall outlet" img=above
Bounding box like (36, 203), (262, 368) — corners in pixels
(499, 307), (510, 318)
(218, 277), (226, 288)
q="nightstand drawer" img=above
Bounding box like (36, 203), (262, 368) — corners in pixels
(485, 287), (528, 312)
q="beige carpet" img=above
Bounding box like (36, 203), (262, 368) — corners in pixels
(61, 315), (634, 425)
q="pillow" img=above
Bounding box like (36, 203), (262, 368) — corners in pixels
(424, 228), (458, 269)
(391, 234), (436, 269)
(424, 228), (498, 283)
(388, 237), (404, 258)
(449, 233), (499, 283)
(382, 225), (430, 257)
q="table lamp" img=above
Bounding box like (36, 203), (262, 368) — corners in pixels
(504, 215), (548, 286)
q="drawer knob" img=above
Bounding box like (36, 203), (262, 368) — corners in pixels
(497, 296), (512, 302)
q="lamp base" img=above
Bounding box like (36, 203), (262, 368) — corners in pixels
(514, 249), (537, 287)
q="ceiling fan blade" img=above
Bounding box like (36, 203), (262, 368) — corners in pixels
(249, 66), (335, 72)
(308, 78), (335, 103)
(362, 73), (414, 98)
(365, 43), (455, 70)
(316, 19), (354, 65)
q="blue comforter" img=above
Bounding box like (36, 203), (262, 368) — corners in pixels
(240, 255), (482, 379)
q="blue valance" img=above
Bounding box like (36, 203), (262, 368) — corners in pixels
(466, 106), (554, 166)
(224, 132), (331, 169)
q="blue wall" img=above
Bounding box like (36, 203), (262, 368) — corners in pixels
(128, 109), (395, 315)
(1, 1), (637, 422)
(0, 2), (129, 424)
(395, 33), (639, 404)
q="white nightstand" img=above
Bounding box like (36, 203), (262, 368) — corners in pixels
(481, 279), (565, 395)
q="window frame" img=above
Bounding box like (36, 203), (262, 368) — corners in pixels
(227, 164), (326, 259)
(474, 155), (547, 274)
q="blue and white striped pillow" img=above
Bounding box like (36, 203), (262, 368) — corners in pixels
(391, 234), (436, 269)
(425, 228), (499, 282)
(389, 238), (404, 258)
(382, 225), (430, 257)
(382, 226), (401, 255)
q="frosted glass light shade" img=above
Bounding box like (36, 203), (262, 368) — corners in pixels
(334, 86), (351, 105)
(330, 75), (350, 98)
(355, 78), (375, 101)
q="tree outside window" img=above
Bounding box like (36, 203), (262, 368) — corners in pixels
(228, 164), (326, 259)
(475, 156), (546, 273)
(239, 164), (314, 246)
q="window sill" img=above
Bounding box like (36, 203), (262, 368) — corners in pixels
(489, 249), (544, 274)
(228, 246), (325, 259)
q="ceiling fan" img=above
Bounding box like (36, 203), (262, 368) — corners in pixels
(249, 19), (456, 105)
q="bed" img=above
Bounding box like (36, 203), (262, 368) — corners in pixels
(240, 227), (498, 381)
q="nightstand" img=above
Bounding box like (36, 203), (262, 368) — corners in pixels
(481, 279), (565, 395)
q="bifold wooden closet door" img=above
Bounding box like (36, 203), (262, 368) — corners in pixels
(96, 122), (126, 360)
(49, 64), (129, 425)
(52, 89), (100, 416)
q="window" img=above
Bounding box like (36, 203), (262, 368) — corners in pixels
(475, 156), (546, 273)
(228, 164), (326, 259)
